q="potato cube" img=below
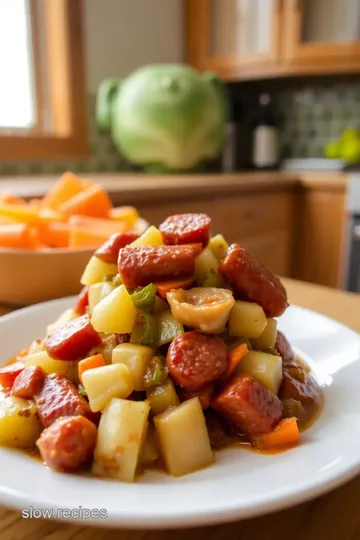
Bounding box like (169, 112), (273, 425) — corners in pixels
(237, 350), (283, 394)
(146, 378), (180, 415)
(154, 397), (213, 476)
(46, 308), (77, 336)
(0, 396), (42, 448)
(229, 300), (267, 338)
(27, 339), (44, 355)
(93, 398), (150, 482)
(91, 284), (136, 334)
(80, 256), (117, 286)
(112, 343), (153, 391)
(88, 283), (103, 314)
(208, 234), (229, 262)
(82, 363), (134, 412)
(139, 423), (160, 465)
(25, 351), (79, 382)
(251, 318), (278, 350)
(101, 280), (116, 300)
(130, 225), (163, 247)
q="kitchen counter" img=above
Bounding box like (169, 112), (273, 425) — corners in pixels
(0, 277), (359, 539)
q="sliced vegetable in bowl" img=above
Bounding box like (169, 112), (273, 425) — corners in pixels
(0, 212), (324, 483)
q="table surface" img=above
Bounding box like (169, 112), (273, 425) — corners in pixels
(0, 278), (359, 539)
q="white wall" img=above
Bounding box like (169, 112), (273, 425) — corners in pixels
(84, 0), (184, 92)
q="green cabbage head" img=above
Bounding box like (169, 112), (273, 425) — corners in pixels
(96, 64), (228, 172)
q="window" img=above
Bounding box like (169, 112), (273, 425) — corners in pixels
(0, 0), (88, 160)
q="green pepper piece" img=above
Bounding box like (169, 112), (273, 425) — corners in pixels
(130, 309), (157, 348)
(78, 383), (87, 397)
(130, 284), (157, 311)
(144, 356), (168, 389)
(156, 311), (184, 347)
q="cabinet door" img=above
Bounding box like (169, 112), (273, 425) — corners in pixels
(283, 0), (360, 63)
(185, 0), (282, 76)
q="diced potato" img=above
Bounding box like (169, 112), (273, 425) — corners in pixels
(82, 363), (134, 412)
(93, 398), (150, 482)
(228, 300), (267, 338)
(46, 308), (77, 336)
(130, 225), (163, 247)
(154, 397), (214, 476)
(24, 351), (79, 382)
(251, 318), (278, 350)
(0, 396), (42, 448)
(208, 234), (229, 262)
(80, 256), (118, 286)
(88, 283), (103, 314)
(91, 284), (136, 334)
(146, 378), (180, 415)
(195, 247), (226, 287)
(139, 423), (160, 465)
(110, 206), (139, 228)
(101, 280), (116, 300)
(237, 350), (283, 394)
(112, 343), (153, 391)
(27, 339), (44, 355)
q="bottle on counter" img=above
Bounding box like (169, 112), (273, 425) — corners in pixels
(252, 93), (279, 170)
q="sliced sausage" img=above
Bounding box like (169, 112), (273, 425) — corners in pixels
(74, 286), (89, 316)
(159, 213), (211, 247)
(212, 373), (283, 435)
(118, 244), (202, 288)
(45, 314), (102, 361)
(177, 384), (214, 409)
(219, 244), (288, 317)
(11, 366), (46, 399)
(36, 415), (97, 472)
(34, 373), (97, 428)
(0, 362), (25, 390)
(279, 367), (322, 408)
(276, 331), (296, 367)
(95, 232), (139, 264)
(166, 331), (227, 392)
(204, 410), (232, 449)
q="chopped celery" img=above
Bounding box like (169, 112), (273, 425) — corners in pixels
(156, 311), (184, 347)
(130, 309), (157, 348)
(130, 284), (157, 311)
(144, 356), (168, 389)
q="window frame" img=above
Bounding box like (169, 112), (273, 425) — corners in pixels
(0, 0), (88, 161)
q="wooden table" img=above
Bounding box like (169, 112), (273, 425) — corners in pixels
(0, 278), (359, 540)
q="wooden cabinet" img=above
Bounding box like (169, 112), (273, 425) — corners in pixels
(136, 191), (294, 277)
(186, 0), (360, 80)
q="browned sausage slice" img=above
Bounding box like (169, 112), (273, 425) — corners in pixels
(11, 366), (46, 399)
(166, 331), (227, 392)
(95, 232), (139, 264)
(219, 244), (288, 317)
(275, 331), (296, 367)
(36, 415), (97, 472)
(212, 373), (283, 435)
(45, 314), (102, 361)
(159, 214), (211, 246)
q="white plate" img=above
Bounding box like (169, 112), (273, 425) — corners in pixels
(0, 298), (359, 529)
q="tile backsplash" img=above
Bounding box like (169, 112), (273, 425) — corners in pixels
(277, 80), (360, 159)
(0, 95), (129, 177)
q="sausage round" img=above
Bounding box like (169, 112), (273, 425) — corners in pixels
(0, 362), (24, 390)
(11, 366), (46, 399)
(166, 331), (227, 392)
(279, 368), (323, 408)
(275, 331), (295, 367)
(36, 415), (97, 472)
(212, 373), (283, 435)
(219, 243), (288, 317)
(74, 286), (89, 316)
(159, 213), (211, 247)
(45, 314), (102, 361)
(95, 232), (139, 264)
(118, 244), (202, 288)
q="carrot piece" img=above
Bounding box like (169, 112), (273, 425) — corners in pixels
(41, 172), (85, 210)
(155, 277), (195, 299)
(39, 222), (70, 248)
(38, 209), (67, 224)
(60, 184), (113, 218)
(81, 179), (95, 189)
(28, 228), (41, 249)
(0, 216), (18, 225)
(78, 354), (105, 383)
(0, 193), (26, 205)
(0, 223), (33, 249)
(0, 203), (40, 225)
(252, 418), (300, 451)
(68, 227), (112, 248)
(220, 343), (248, 383)
(109, 206), (139, 228)
(68, 215), (126, 235)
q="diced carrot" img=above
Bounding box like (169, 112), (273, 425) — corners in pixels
(78, 354), (105, 384)
(109, 206), (139, 228)
(252, 418), (300, 451)
(155, 277), (195, 299)
(68, 227), (112, 249)
(0, 193), (26, 205)
(39, 222), (70, 248)
(69, 215), (126, 235)
(41, 172), (85, 210)
(0, 203), (40, 225)
(60, 184), (113, 218)
(28, 228), (41, 249)
(0, 223), (33, 249)
(220, 343), (248, 384)
(81, 179), (94, 189)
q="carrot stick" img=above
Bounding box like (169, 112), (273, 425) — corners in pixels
(68, 227), (113, 248)
(41, 172), (85, 210)
(0, 223), (33, 249)
(252, 418), (300, 451)
(39, 222), (70, 248)
(109, 206), (139, 228)
(0, 193), (26, 205)
(68, 215), (126, 235)
(0, 203), (40, 225)
(78, 354), (105, 383)
(60, 184), (113, 218)
(220, 343), (248, 383)
(155, 277), (195, 299)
